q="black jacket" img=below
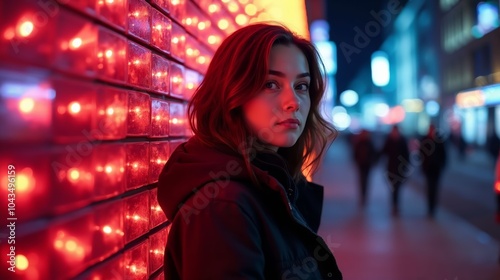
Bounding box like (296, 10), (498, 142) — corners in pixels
(157, 136), (342, 279)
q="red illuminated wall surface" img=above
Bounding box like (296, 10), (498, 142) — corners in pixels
(0, 0), (242, 279)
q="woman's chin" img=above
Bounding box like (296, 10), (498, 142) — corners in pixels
(270, 138), (299, 149)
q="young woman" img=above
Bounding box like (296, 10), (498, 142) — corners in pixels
(157, 22), (342, 279)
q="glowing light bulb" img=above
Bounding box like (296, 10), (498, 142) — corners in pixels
(69, 102), (81, 114)
(68, 168), (80, 182)
(102, 225), (112, 234)
(16, 173), (32, 192)
(105, 50), (113, 58)
(245, 4), (257, 16)
(65, 240), (77, 252)
(19, 98), (35, 113)
(228, 2), (238, 12)
(218, 19), (229, 30)
(70, 37), (82, 49)
(197, 56), (206, 64)
(105, 165), (113, 173)
(208, 4), (219, 13)
(208, 35), (217, 45)
(16, 255), (29, 271)
(129, 265), (137, 273)
(18, 21), (34, 37)
(235, 14), (248, 26)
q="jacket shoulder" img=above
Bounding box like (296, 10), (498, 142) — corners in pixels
(199, 179), (262, 201)
(178, 179), (270, 218)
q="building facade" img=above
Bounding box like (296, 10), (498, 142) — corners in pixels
(440, 0), (500, 158)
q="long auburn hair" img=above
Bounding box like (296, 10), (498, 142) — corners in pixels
(188, 22), (337, 183)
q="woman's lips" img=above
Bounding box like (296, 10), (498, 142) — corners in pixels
(277, 119), (300, 129)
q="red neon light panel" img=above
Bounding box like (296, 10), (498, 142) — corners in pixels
(124, 192), (150, 244)
(152, 54), (170, 95)
(127, 41), (151, 89)
(151, 8), (171, 54)
(125, 142), (150, 190)
(149, 141), (170, 184)
(97, 27), (127, 83)
(127, 90), (151, 136)
(128, 0), (151, 43)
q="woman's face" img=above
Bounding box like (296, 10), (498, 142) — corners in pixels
(242, 44), (311, 151)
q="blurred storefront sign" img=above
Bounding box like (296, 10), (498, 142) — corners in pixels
(456, 83), (500, 108)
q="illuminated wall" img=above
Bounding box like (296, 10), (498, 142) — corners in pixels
(247, 0), (309, 39)
(0, 0), (308, 279)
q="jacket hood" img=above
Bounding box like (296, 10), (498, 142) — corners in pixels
(157, 136), (290, 221)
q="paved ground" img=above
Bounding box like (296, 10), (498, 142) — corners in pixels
(313, 136), (500, 280)
(408, 144), (500, 243)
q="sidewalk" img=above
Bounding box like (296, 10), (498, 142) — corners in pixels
(407, 142), (500, 243)
(313, 136), (500, 280)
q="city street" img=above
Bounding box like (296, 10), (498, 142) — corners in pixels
(313, 135), (500, 280)
(408, 143), (500, 243)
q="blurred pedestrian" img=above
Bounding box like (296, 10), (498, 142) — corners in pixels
(457, 132), (466, 160)
(494, 150), (500, 263)
(352, 129), (377, 207)
(494, 150), (500, 223)
(380, 125), (410, 216)
(419, 124), (447, 218)
(487, 128), (500, 162)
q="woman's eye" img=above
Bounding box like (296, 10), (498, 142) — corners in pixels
(264, 81), (279, 90)
(296, 83), (309, 91)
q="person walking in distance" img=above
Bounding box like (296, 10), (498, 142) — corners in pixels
(380, 125), (410, 216)
(419, 124), (447, 218)
(494, 150), (500, 262)
(352, 129), (377, 207)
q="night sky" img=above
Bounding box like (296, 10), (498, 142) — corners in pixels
(325, 0), (409, 94)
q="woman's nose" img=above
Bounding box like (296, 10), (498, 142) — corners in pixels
(283, 87), (300, 112)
